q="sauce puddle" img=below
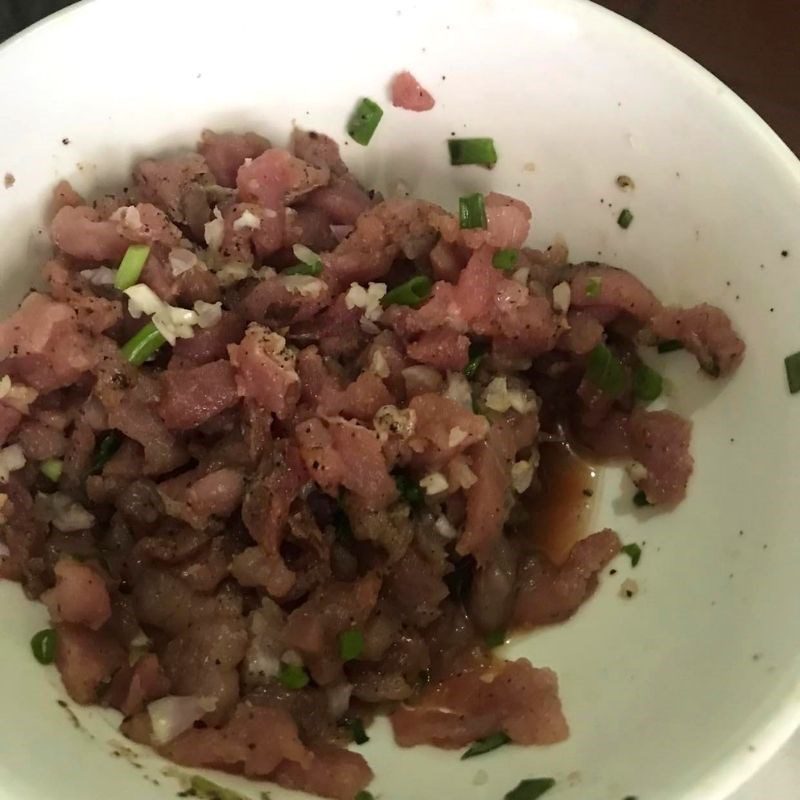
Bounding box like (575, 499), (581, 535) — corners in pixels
(524, 441), (598, 565)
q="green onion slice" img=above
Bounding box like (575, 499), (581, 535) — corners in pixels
(345, 717), (370, 745)
(283, 261), (323, 277)
(285, 245), (323, 276)
(621, 543), (642, 567)
(633, 364), (663, 403)
(31, 628), (56, 664)
(114, 244), (151, 291)
(338, 629), (364, 661)
(505, 778), (557, 800)
(394, 472), (424, 510)
(586, 343), (626, 397)
(278, 663), (310, 690)
(485, 630), (506, 649)
(657, 339), (684, 353)
(120, 321), (167, 366)
(354, 793), (375, 800)
(633, 489), (650, 507)
(347, 98), (383, 146)
(785, 351), (800, 394)
(40, 458), (63, 483)
(464, 342), (488, 379)
(617, 208), (634, 229)
(462, 731), (511, 760)
(459, 193), (487, 229)
(585, 277), (602, 297)
(492, 249), (518, 272)
(448, 138), (498, 167)
(381, 276), (432, 308)
(91, 431), (122, 474)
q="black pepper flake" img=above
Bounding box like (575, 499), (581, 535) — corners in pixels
(61, 137), (70, 145)
(781, 250), (789, 257)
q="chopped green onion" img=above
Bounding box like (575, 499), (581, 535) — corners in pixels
(448, 138), (498, 167)
(338, 629), (364, 661)
(114, 244), (151, 291)
(381, 275), (432, 308)
(586, 343), (626, 397)
(278, 663), (309, 690)
(394, 472), (424, 510)
(355, 793), (375, 800)
(621, 543), (642, 567)
(286, 245), (323, 276)
(633, 364), (663, 403)
(657, 339), (684, 353)
(505, 778), (556, 800)
(492, 249), (518, 272)
(186, 775), (249, 800)
(462, 731), (511, 760)
(585, 277), (602, 298)
(633, 489), (650, 507)
(464, 342), (488, 379)
(347, 98), (383, 146)
(283, 261), (323, 277)
(345, 717), (370, 745)
(40, 458), (63, 483)
(31, 628), (56, 664)
(91, 431), (122, 474)
(120, 321), (167, 366)
(785, 351), (800, 394)
(617, 208), (634, 229)
(485, 630), (506, 649)
(458, 192), (487, 229)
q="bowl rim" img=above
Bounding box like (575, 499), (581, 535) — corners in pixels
(0, 1), (799, 799)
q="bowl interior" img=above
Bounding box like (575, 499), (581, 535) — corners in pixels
(0, 1), (799, 799)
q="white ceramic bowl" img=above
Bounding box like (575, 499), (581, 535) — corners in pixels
(0, 1), (798, 799)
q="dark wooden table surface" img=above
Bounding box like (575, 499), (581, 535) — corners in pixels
(1, 0), (798, 155)
(597, 0), (800, 155)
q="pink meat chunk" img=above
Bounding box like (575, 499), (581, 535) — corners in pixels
(198, 129), (271, 188)
(630, 409), (694, 505)
(237, 148), (330, 209)
(391, 71), (436, 112)
(55, 623), (126, 704)
(514, 529), (622, 626)
(295, 417), (396, 510)
(390, 658), (568, 748)
(163, 704), (310, 777)
(317, 371), (393, 421)
(42, 559), (111, 631)
(0, 292), (95, 392)
(50, 205), (129, 262)
(159, 360), (239, 430)
(228, 324), (301, 420)
(569, 264), (662, 323)
(406, 328), (469, 371)
(107, 653), (170, 716)
(650, 303), (745, 376)
(274, 746), (373, 800)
